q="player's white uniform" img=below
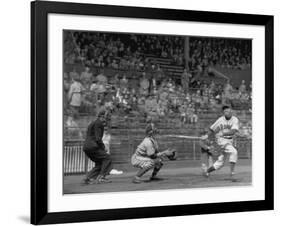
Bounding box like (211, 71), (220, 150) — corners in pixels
(210, 116), (239, 170)
(131, 137), (161, 170)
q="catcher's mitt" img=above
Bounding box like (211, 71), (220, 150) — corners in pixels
(162, 149), (177, 161)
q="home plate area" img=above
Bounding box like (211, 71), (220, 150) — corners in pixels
(63, 159), (251, 194)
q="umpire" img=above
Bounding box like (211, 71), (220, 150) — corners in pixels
(82, 110), (113, 184)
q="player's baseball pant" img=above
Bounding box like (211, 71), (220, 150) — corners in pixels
(83, 147), (113, 178)
(131, 154), (162, 170)
(213, 138), (237, 170)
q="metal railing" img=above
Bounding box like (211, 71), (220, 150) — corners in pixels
(63, 137), (251, 175)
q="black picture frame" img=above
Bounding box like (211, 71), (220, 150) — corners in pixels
(31, 0), (274, 224)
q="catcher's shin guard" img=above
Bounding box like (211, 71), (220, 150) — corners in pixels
(151, 161), (163, 178)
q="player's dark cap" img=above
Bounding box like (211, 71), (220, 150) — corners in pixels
(222, 105), (231, 111)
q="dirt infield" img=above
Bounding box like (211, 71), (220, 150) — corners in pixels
(63, 159), (252, 194)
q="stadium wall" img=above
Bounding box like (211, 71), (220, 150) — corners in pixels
(214, 66), (252, 88)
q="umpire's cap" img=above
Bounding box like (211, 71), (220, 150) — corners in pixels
(97, 109), (106, 118)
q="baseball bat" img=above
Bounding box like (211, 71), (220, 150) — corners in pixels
(162, 134), (201, 139)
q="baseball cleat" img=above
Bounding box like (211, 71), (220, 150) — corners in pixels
(149, 176), (164, 181)
(201, 164), (207, 175)
(81, 178), (95, 185)
(132, 176), (143, 184)
(202, 167), (210, 178)
(97, 178), (112, 184)
(230, 172), (239, 182)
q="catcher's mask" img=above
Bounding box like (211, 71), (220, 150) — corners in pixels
(145, 123), (159, 137)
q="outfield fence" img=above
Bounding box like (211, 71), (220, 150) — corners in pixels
(63, 137), (251, 175)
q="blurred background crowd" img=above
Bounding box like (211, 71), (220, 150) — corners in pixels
(63, 31), (252, 139)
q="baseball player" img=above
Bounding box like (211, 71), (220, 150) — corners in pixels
(131, 123), (176, 183)
(204, 105), (239, 178)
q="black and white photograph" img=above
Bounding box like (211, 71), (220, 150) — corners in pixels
(29, 1), (273, 224)
(63, 30), (253, 194)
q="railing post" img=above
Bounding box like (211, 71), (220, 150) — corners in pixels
(193, 140), (196, 160)
(84, 155), (88, 174)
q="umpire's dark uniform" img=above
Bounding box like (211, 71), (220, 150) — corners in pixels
(83, 116), (113, 181)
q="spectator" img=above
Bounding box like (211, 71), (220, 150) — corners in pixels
(90, 77), (98, 92)
(187, 104), (198, 124)
(145, 95), (158, 119)
(64, 72), (70, 111)
(157, 99), (167, 117)
(239, 80), (247, 93)
(179, 102), (187, 124)
(80, 66), (93, 88)
(111, 59), (119, 69)
(193, 90), (203, 109)
(209, 81), (216, 95)
(110, 73), (120, 88)
(96, 69), (108, 84)
(120, 74), (129, 91)
(224, 80), (233, 99)
(139, 72), (150, 96)
(166, 78), (175, 92)
(68, 72), (83, 118)
(65, 111), (83, 139)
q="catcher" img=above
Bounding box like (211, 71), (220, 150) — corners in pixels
(131, 123), (177, 184)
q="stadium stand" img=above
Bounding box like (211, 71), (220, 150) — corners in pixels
(63, 31), (252, 174)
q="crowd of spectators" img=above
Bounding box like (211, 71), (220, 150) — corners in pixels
(64, 31), (185, 70)
(63, 31), (252, 132)
(64, 32), (251, 76)
(64, 65), (252, 128)
(189, 37), (252, 73)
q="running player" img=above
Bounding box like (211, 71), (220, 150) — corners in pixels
(204, 105), (239, 178)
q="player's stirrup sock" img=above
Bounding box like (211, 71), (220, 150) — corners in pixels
(151, 167), (161, 178)
(151, 162), (163, 178)
(136, 168), (149, 178)
(229, 162), (235, 175)
(207, 166), (216, 173)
